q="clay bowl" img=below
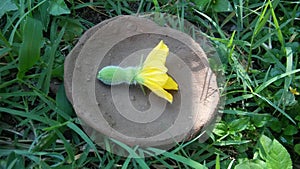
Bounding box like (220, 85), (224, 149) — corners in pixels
(64, 15), (219, 151)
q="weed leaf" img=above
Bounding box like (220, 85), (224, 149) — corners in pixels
(49, 0), (70, 16)
(18, 17), (43, 79)
(0, 0), (18, 18)
(258, 135), (292, 169)
(212, 0), (233, 12)
(235, 159), (266, 169)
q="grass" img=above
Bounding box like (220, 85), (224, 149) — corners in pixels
(0, 0), (299, 168)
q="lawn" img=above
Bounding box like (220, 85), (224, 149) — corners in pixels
(0, 0), (299, 168)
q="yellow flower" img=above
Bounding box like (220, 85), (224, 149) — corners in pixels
(289, 87), (300, 95)
(135, 40), (178, 103)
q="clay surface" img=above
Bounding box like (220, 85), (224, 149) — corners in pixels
(64, 15), (219, 151)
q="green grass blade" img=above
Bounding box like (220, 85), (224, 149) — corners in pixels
(225, 94), (254, 105)
(33, 90), (72, 120)
(269, 0), (285, 50)
(0, 107), (57, 125)
(253, 92), (295, 124)
(8, 0), (46, 44)
(152, 0), (160, 12)
(0, 30), (11, 47)
(193, 9), (226, 39)
(110, 139), (150, 168)
(255, 69), (300, 93)
(41, 23), (66, 94)
(215, 154), (220, 169)
(66, 122), (101, 160)
(147, 148), (208, 169)
(214, 140), (251, 146)
(0, 91), (36, 99)
(121, 157), (131, 169)
(222, 109), (270, 117)
(252, 1), (269, 38)
(284, 47), (293, 90)
(55, 130), (75, 163)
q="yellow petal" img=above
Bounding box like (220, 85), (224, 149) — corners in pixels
(289, 87), (300, 95)
(134, 40), (178, 103)
(142, 40), (168, 71)
(163, 76), (178, 90)
(138, 67), (168, 86)
(143, 79), (173, 103)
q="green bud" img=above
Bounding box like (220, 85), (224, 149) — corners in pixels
(97, 66), (139, 85)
